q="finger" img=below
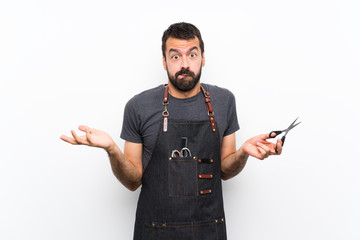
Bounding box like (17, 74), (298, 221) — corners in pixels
(71, 130), (88, 145)
(270, 132), (277, 138)
(259, 133), (271, 140)
(257, 142), (272, 155)
(276, 139), (283, 154)
(60, 135), (78, 145)
(256, 146), (268, 160)
(85, 128), (93, 144)
(78, 125), (92, 133)
(258, 141), (277, 155)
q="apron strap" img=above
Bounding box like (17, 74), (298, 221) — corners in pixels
(162, 84), (216, 132)
(162, 85), (169, 132)
(200, 86), (216, 132)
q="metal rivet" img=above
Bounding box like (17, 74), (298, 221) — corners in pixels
(221, 218), (224, 222)
(193, 156), (197, 160)
(200, 191), (203, 194)
(152, 222), (155, 227)
(211, 159), (214, 163)
(215, 219), (218, 223)
(209, 189), (212, 193)
(169, 157), (172, 160)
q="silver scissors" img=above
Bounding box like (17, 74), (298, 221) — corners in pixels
(269, 117), (301, 153)
(171, 137), (192, 157)
(171, 148), (192, 157)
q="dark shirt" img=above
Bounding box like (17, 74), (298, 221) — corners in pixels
(120, 83), (240, 170)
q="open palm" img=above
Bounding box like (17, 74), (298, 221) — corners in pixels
(60, 125), (115, 150)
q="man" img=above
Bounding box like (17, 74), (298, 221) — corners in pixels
(60, 22), (282, 240)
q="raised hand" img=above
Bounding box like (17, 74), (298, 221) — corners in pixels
(242, 133), (282, 160)
(60, 125), (115, 151)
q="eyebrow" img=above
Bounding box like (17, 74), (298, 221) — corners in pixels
(169, 46), (199, 54)
(189, 46), (199, 52)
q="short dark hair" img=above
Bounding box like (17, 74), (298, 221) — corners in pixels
(161, 22), (204, 58)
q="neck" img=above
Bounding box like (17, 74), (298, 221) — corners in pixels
(167, 81), (201, 99)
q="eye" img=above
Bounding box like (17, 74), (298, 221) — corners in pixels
(190, 53), (197, 58)
(172, 54), (179, 60)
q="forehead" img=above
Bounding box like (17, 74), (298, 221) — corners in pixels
(165, 37), (200, 53)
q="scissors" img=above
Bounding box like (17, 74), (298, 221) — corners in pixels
(171, 137), (192, 157)
(269, 117), (301, 153)
(171, 148), (192, 158)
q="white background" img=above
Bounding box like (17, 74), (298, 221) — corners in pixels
(1, 0), (359, 239)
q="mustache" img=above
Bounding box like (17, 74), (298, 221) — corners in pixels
(175, 68), (195, 79)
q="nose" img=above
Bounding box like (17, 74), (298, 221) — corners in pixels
(181, 57), (190, 69)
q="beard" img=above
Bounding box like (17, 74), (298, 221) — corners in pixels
(167, 66), (202, 92)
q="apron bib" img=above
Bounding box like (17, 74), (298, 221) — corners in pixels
(133, 85), (227, 240)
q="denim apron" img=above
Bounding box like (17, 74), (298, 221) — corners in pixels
(133, 85), (227, 240)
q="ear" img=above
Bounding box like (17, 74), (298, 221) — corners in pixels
(162, 56), (167, 70)
(201, 52), (205, 67)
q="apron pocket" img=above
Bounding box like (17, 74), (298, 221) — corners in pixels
(168, 156), (198, 197)
(151, 218), (226, 240)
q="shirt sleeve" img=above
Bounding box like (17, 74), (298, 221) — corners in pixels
(223, 90), (240, 136)
(120, 97), (143, 143)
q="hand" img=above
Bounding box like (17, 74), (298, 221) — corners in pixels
(241, 133), (282, 160)
(60, 125), (115, 151)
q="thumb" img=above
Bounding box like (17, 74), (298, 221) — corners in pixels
(85, 127), (93, 144)
(259, 133), (271, 140)
(78, 125), (92, 133)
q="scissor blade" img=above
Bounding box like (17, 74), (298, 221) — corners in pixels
(284, 118), (301, 136)
(288, 121), (301, 131)
(287, 117), (299, 130)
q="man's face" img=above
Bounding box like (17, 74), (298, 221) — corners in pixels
(163, 37), (205, 92)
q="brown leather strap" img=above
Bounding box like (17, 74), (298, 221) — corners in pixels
(199, 189), (212, 195)
(162, 85), (169, 132)
(163, 85), (169, 104)
(200, 86), (216, 132)
(198, 174), (213, 179)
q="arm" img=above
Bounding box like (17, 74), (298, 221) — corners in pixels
(106, 141), (143, 191)
(60, 125), (143, 191)
(220, 133), (248, 180)
(220, 133), (283, 180)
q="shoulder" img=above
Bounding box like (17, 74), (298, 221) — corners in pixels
(125, 85), (165, 109)
(201, 83), (236, 102)
(201, 83), (239, 137)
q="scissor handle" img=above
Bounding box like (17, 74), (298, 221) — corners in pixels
(181, 147), (192, 157)
(275, 136), (286, 153)
(171, 150), (181, 157)
(269, 131), (282, 138)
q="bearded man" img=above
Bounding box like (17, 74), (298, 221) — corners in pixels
(61, 22), (282, 240)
